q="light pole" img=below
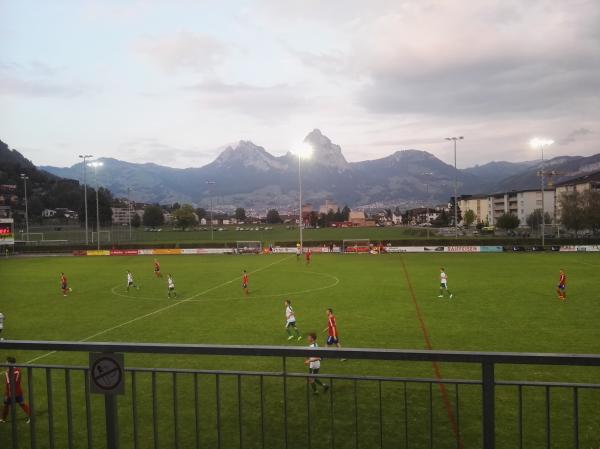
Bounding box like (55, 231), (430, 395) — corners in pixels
(127, 186), (132, 241)
(445, 136), (464, 238)
(88, 161), (103, 250)
(79, 154), (93, 245)
(20, 174), (29, 241)
(206, 181), (216, 240)
(530, 138), (554, 247)
(422, 172), (433, 239)
(293, 143), (313, 251)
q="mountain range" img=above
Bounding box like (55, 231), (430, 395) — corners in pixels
(40, 129), (600, 210)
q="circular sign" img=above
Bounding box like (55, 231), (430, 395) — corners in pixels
(91, 356), (123, 391)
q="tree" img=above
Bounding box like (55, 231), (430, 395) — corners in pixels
(235, 207), (246, 221)
(526, 209), (553, 231)
(582, 190), (600, 234)
(195, 208), (207, 220)
(559, 191), (586, 235)
(341, 205), (351, 221)
(307, 211), (319, 227)
(131, 213), (141, 228)
(171, 202), (181, 211)
(448, 198), (462, 226)
(463, 210), (476, 228)
(172, 204), (197, 230)
(432, 210), (449, 226)
(143, 205), (164, 228)
(266, 209), (282, 224)
(496, 213), (520, 231)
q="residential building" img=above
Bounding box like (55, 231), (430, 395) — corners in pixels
(554, 171), (600, 219)
(111, 207), (135, 225)
(349, 210), (366, 226)
(487, 189), (555, 226)
(458, 194), (488, 225)
(319, 200), (338, 214)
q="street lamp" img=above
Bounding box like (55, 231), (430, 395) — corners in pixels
(445, 136), (464, 238)
(87, 161), (103, 250)
(206, 181), (216, 240)
(530, 138), (554, 247)
(79, 154), (93, 245)
(20, 174), (29, 241)
(292, 143), (313, 251)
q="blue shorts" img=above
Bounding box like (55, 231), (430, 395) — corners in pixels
(557, 284), (566, 290)
(327, 336), (339, 345)
(4, 395), (23, 405)
(242, 283), (248, 289)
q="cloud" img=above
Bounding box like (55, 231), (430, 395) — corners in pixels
(183, 80), (308, 118)
(119, 138), (212, 166)
(559, 128), (592, 146)
(0, 76), (89, 98)
(136, 32), (227, 73)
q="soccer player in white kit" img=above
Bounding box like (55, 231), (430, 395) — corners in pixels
(284, 300), (302, 341)
(167, 274), (177, 298)
(438, 267), (453, 299)
(304, 333), (329, 395)
(126, 270), (139, 292)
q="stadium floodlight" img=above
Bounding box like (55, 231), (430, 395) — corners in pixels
(529, 138), (554, 247)
(292, 142), (314, 251)
(79, 154), (93, 245)
(87, 161), (104, 250)
(20, 174), (29, 241)
(445, 137), (464, 239)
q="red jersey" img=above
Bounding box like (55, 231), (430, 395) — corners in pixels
(4, 367), (23, 397)
(242, 274), (249, 285)
(305, 250), (312, 260)
(60, 275), (67, 286)
(154, 261), (160, 270)
(559, 273), (566, 286)
(327, 315), (338, 337)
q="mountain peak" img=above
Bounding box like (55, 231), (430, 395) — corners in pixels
(213, 140), (286, 171)
(304, 129), (349, 170)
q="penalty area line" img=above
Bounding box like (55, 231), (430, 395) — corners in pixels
(26, 255), (292, 364)
(399, 255), (464, 449)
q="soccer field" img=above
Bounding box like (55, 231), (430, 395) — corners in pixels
(1, 252), (599, 448)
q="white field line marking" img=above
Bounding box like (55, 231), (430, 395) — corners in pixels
(26, 256), (292, 364)
(109, 270), (340, 302)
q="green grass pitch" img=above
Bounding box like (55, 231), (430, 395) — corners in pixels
(0, 252), (599, 448)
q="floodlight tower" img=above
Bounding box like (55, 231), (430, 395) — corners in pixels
(87, 161), (103, 250)
(79, 154), (93, 245)
(530, 138), (554, 247)
(206, 181), (216, 240)
(445, 136), (464, 238)
(293, 143), (313, 251)
(20, 174), (29, 241)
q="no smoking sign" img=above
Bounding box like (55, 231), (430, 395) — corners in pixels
(89, 353), (125, 395)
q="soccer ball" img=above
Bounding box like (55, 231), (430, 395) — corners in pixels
(69, 288), (73, 292)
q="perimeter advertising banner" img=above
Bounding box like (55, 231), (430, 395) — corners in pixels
(445, 246), (480, 253)
(87, 250), (111, 256)
(152, 249), (183, 255)
(560, 245), (600, 252)
(0, 218), (14, 245)
(109, 249), (139, 256)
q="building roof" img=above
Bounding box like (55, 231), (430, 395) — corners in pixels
(553, 170), (600, 188)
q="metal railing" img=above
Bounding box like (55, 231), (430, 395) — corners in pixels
(1, 340), (599, 449)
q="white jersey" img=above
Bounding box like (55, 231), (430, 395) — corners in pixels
(168, 277), (175, 289)
(127, 273), (134, 284)
(296, 247), (301, 256)
(285, 305), (296, 323)
(308, 342), (321, 369)
(0, 312), (4, 329)
(440, 272), (447, 285)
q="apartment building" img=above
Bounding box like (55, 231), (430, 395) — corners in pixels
(487, 189), (555, 226)
(458, 194), (488, 224)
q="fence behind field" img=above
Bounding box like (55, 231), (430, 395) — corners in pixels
(1, 341), (599, 449)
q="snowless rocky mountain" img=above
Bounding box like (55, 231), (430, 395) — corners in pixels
(41, 129), (599, 209)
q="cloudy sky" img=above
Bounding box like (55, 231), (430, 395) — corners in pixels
(1, 0), (599, 168)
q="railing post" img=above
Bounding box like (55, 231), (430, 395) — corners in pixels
(482, 362), (495, 449)
(105, 394), (119, 449)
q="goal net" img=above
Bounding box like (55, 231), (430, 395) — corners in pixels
(236, 241), (262, 254)
(342, 239), (371, 254)
(91, 231), (111, 243)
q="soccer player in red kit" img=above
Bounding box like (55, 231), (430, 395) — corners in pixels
(323, 308), (346, 360)
(1, 357), (31, 423)
(242, 270), (249, 296)
(153, 259), (162, 278)
(60, 272), (71, 297)
(557, 269), (567, 301)
(305, 248), (312, 265)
